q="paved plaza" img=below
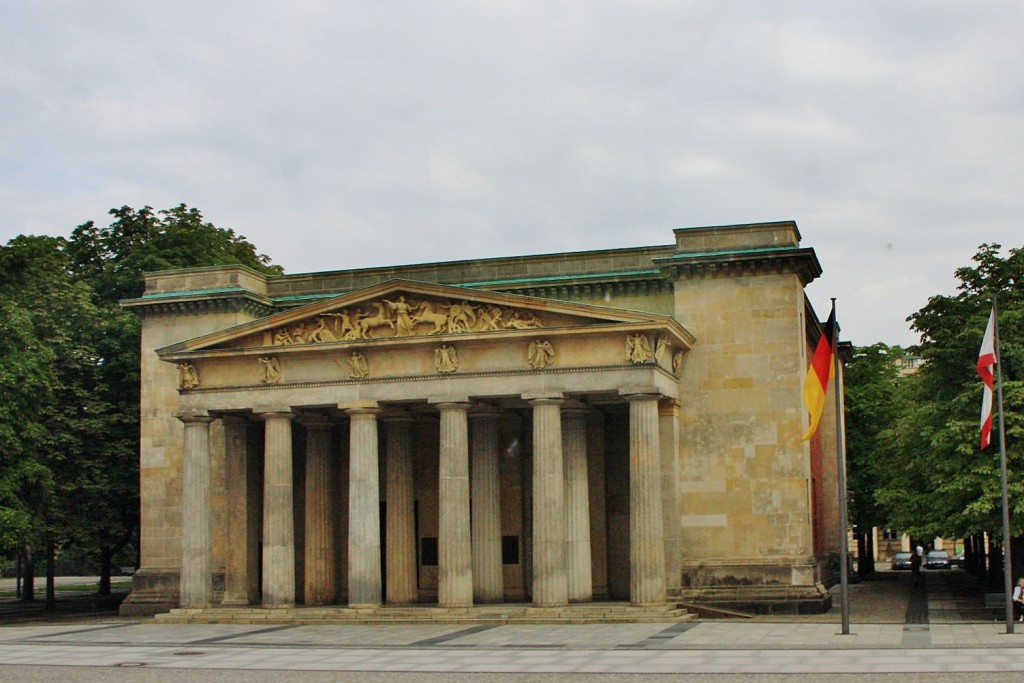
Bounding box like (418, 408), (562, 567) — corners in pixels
(1, 571), (1023, 675)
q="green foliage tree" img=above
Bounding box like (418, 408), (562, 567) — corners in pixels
(1, 205), (280, 599)
(874, 243), (1023, 580)
(66, 205), (281, 592)
(0, 235), (110, 602)
(843, 343), (905, 575)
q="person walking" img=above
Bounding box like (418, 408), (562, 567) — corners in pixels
(910, 548), (922, 586)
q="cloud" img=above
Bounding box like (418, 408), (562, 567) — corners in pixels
(2, 1), (1023, 346)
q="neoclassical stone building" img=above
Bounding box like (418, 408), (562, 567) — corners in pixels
(120, 221), (842, 617)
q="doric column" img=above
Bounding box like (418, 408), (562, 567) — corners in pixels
(470, 408), (503, 603)
(527, 394), (568, 607)
(436, 401), (473, 607)
(303, 417), (336, 605)
(222, 415), (256, 605)
(659, 399), (682, 598)
(383, 412), (417, 605)
(625, 393), (666, 606)
(562, 405), (592, 602)
(259, 410), (296, 607)
(345, 404), (382, 607)
(178, 411), (214, 608)
(586, 410), (609, 599)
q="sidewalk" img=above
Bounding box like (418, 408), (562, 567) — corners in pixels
(0, 569), (1022, 674)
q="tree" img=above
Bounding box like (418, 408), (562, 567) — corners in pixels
(843, 343), (904, 576)
(874, 243), (1023, 582)
(64, 205), (281, 592)
(0, 205), (281, 600)
(0, 235), (110, 603)
(68, 204), (281, 302)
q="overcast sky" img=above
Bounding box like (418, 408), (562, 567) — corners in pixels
(3, 1), (1022, 347)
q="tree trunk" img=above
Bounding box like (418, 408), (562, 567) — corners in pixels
(988, 536), (1003, 590)
(969, 534), (985, 578)
(856, 532), (869, 578)
(99, 544), (112, 595)
(45, 541), (56, 611)
(20, 545), (34, 602)
(866, 530), (876, 576)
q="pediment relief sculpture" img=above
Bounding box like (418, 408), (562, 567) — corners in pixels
(672, 350), (685, 377)
(625, 333), (654, 364)
(655, 335), (671, 364)
(434, 344), (459, 373)
(176, 362), (199, 390)
(347, 351), (370, 379)
(267, 295), (545, 346)
(258, 356), (283, 384)
(527, 339), (556, 369)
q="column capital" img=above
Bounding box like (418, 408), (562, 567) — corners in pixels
(621, 390), (663, 402)
(434, 401), (472, 413)
(469, 405), (503, 421)
(340, 400), (380, 417)
(560, 401), (589, 418)
(522, 391), (564, 404)
(257, 410), (295, 422)
(658, 398), (681, 416)
(297, 415), (334, 430)
(381, 409), (416, 424)
(176, 410), (215, 424)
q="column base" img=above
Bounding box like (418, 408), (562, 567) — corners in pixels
(678, 558), (832, 614)
(220, 594), (252, 606)
(118, 568), (179, 616)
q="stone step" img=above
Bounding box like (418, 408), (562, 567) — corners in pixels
(154, 603), (696, 625)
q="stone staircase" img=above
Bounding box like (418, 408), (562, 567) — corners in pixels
(154, 601), (695, 625)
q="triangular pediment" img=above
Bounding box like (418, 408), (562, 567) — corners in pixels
(158, 279), (692, 358)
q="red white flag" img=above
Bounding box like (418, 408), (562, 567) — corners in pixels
(977, 306), (997, 449)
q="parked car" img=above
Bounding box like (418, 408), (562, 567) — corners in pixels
(891, 552), (914, 570)
(926, 550), (950, 569)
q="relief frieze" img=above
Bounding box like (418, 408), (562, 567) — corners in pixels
(267, 296), (544, 345)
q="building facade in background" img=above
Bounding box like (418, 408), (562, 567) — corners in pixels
(120, 221), (842, 617)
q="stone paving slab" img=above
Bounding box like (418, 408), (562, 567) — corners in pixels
(2, 640), (1024, 673)
(2, 569), (1024, 674)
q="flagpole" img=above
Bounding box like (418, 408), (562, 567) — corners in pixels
(993, 296), (1014, 634)
(832, 298), (851, 635)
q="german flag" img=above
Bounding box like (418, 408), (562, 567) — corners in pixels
(801, 307), (836, 441)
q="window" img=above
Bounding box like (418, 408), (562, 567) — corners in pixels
(502, 536), (520, 565)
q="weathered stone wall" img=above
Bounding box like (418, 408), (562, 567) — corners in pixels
(122, 304), (265, 615)
(671, 268), (827, 609)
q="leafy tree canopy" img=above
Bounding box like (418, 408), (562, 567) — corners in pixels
(873, 243), (1023, 540)
(68, 204), (282, 302)
(843, 343), (905, 532)
(1, 205), (281, 588)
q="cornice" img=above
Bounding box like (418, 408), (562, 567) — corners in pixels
(120, 290), (275, 318)
(493, 277), (674, 301)
(653, 247), (822, 285)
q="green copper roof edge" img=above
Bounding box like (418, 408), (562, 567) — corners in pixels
(273, 292), (342, 304)
(134, 286), (251, 300)
(652, 245), (802, 261)
(457, 269), (663, 288)
(266, 270), (667, 305)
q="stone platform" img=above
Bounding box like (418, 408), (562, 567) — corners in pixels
(154, 601), (695, 625)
